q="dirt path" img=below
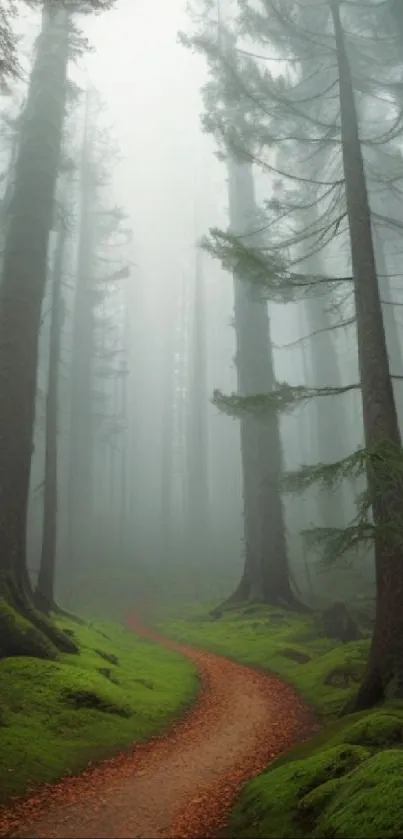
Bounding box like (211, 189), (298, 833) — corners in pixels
(0, 617), (316, 839)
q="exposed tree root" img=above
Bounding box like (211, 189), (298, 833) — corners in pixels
(0, 573), (79, 658)
(28, 606), (79, 654)
(0, 597), (58, 659)
(277, 593), (312, 614)
(33, 590), (85, 628)
(51, 603), (87, 625)
(212, 576), (310, 618)
(342, 664), (384, 715)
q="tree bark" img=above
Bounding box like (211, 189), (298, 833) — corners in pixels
(35, 214), (66, 614)
(186, 246), (210, 565)
(331, 0), (403, 709)
(0, 4), (77, 656)
(161, 292), (176, 560)
(225, 158), (303, 609)
(372, 225), (403, 432)
(67, 89), (96, 580)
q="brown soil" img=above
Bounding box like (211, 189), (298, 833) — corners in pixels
(0, 617), (316, 838)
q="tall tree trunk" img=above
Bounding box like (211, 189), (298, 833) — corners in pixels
(305, 293), (347, 529)
(225, 159), (300, 608)
(186, 246), (210, 564)
(163, 272), (189, 563)
(35, 214), (66, 614)
(119, 362), (128, 567)
(331, 0), (403, 709)
(177, 272), (190, 551)
(0, 4), (77, 656)
(161, 294), (176, 560)
(372, 225), (403, 432)
(67, 89), (96, 578)
(298, 306), (316, 596)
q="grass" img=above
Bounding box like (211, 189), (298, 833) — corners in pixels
(0, 615), (197, 805)
(158, 601), (403, 838)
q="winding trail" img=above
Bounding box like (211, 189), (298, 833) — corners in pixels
(0, 616), (317, 839)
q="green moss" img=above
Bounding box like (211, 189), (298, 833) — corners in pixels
(0, 617), (197, 804)
(264, 706), (403, 774)
(297, 778), (342, 822)
(229, 745), (369, 838)
(0, 598), (58, 660)
(228, 720), (403, 838)
(280, 648), (311, 664)
(314, 750), (403, 838)
(338, 711), (403, 748)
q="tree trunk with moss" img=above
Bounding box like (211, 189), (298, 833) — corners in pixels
(0, 4), (77, 658)
(331, 0), (403, 710)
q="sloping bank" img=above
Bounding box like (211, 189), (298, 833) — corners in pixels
(157, 603), (403, 838)
(0, 615), (197, 805)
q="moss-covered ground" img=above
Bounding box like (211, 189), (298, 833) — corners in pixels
(158, 602), (403, 838)
(0, 616), (197, 805)
(156, 602), (369, 719)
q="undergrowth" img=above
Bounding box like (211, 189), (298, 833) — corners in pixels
(0, 616), (197, 804)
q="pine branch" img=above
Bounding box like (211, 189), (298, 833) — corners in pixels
(303, 522), (374, 569)
(284, 440), (403, 495)
(202, 228), (351, 302)
(282, 449), (368, 494)
(212, 382), (360, 418)
(290, 440), (403, 567)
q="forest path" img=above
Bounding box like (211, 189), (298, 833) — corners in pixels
(0, 615), (315, 839)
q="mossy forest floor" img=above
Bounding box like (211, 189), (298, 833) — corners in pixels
(157, 603), (403, 838)
(2, 602), (402, 838)
(0, 616), (197, 805)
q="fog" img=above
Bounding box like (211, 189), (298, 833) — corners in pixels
(16, 0), (245, 613)
(3, 4), (403, 831)
(3, 0), (401, 622)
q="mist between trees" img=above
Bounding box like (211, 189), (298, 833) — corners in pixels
(0, 0), (403, 712)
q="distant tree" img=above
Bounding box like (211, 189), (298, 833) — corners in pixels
(90, 238), (131, 581)
(160, 293), (176, 559)
(67, 86), (97, 577)
(66, 87), (131, 598)
(160, 270), (191, 567)
(34, 194), (69, 615)
(186, 245), (210, 568)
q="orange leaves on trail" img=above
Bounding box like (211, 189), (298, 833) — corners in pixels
(0, 616), (316, 839)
